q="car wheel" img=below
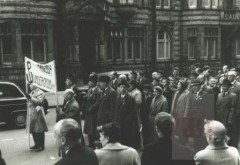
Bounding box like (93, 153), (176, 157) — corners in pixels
(12, 113), (26, 128)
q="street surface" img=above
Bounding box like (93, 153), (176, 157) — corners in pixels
(0, 92), (89, 165)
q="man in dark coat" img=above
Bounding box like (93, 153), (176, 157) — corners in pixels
(97, 75), (117, 126)
(56, 89), (85, 146)
(115, 79), (139, 149)
(140, 84), (153, 146)
(227, 70), (240, 147)
(53, 119), (98, 165)
(83, 73), (101, 148)
(162, 78), (174, 112)
(216, 79), (237, 146)
(184, 80), (214, 152)
(141, 112), (194, 165)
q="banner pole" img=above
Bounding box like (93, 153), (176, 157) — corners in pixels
(54, 61), (59, 109)
(25, 61), (31, 150)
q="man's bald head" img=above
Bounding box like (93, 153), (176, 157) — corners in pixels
(204, 120), (227, 146)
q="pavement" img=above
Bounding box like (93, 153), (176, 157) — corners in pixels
(45, 91), (64, 107)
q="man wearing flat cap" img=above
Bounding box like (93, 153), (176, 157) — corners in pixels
(216, 79), (237, 147)
(114, 79), (139, 149)
(83, 73), (100, 148)
(97, 75), (117, 126)
(227, 70), (240, 147)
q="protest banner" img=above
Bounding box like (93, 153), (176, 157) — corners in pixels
(25, 57), (57, 93)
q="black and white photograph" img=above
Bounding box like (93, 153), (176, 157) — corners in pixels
(1, 0), (240, 165)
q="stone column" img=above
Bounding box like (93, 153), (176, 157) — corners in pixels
(12, 21), (22, 65)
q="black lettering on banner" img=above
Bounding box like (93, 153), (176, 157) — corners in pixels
(26, 61), (33, 83)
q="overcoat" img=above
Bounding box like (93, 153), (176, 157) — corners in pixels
(216, 91), (237, 127)
(149, 95), (168, 142)
(95, 143), (140, 165)
(194, 145), (240, 165)
(28, 88), (48, 133)
(115, 94), (138, 148)
(97, 87), (116, 126)
(54, 144), (98, 165)
(83, 87), (101, 135)
(57, 98), (80, 124)
(171, 89), (190, 137)
(163, 86), (174, 113)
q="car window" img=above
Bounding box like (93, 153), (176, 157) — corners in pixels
(0, 84), (24, 98)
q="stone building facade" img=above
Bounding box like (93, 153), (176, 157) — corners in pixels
(1, 0), (240, 89)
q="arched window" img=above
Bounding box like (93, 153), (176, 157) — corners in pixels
(157, 30), (170, 60)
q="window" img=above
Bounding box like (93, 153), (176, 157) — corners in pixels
(202, 0), (218, 9)
(127, 28), (143, 60)
(107, 28), (123, 61)
(189, 0), (197, 9)
(188, 28), (197, 59)
(120, 0), (134, 4)
(0, 84), (24, 99)
(0, 24), (13, 64)
(156, 0), (170, 8)
(157, 30), (170, 60)
(204, 28), (218, 59)
(21, 23), (47, 62)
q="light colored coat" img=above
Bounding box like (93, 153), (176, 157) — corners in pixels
(95, 143), (140, 165)
(28, 88), (48, 133)
(195, 145), (240, 165)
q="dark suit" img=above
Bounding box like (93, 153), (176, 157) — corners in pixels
(216, 91), (237, 146)
(97, 87), (116, 126)
(163, 86), (174, 113)
(54, 144), (99, 165)
(140, 95), (152, 146)
(83, 86), (101, 148)
(141, 137), (195, 165)
(115, 94), (138, 149)
(57, 98), (85, 146)
(229, 81), (240, 147)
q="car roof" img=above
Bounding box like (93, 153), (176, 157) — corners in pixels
(97, 70), (131, 76)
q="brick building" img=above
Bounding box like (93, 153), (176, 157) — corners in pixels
(0, 0), (240, 89)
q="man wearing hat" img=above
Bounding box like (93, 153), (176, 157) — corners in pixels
(83, 73), (100, 148)
(184, 79), (214, 151)
(114, 79), (139, 149)
(216, 79), (237, 147)
(227, 70), (240, 147)
(140, 84), (153, 146)
(97, 75), (117, 126)
(129, 70), (138, 81)
(110, 71), (118, 91)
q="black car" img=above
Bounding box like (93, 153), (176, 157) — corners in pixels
(0, 81), (27, 128)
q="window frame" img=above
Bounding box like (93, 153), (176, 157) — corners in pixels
(203, 28), (218, 59)
(127, 27), (144, 61)
(189, 0), (197, 9)
(21, 23), (47, 63)
(156, 30), (171, 60)
(156, 0), (170, 9)
(107, 29), (124, 62)
(0, 23), (13, 65)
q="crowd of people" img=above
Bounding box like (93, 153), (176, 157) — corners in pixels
(51, 64), (240, 165)
(2, 64), (240, 165)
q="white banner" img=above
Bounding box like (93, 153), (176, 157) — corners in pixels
(25, 57), (57, 93)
